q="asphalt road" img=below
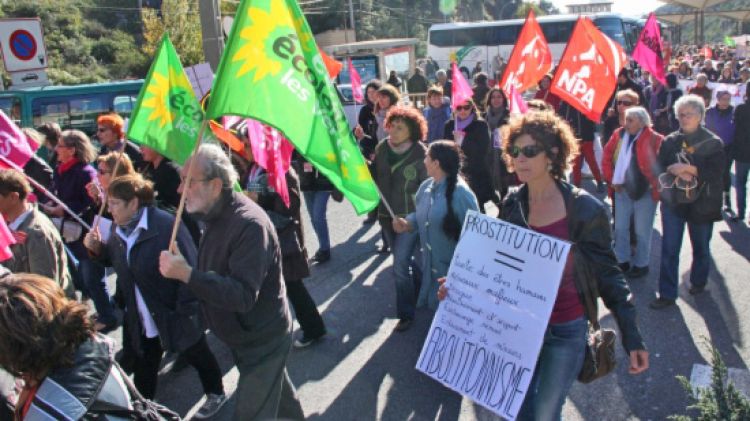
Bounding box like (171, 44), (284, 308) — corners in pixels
(111, 179), (750, 420)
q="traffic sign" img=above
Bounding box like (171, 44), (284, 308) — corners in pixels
(0, 19), (47, 73)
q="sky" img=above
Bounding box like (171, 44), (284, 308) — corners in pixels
(548, 0), (667, 17)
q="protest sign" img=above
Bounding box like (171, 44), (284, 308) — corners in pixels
(416, 210), (571, 420)
(677, 79), (746, 107)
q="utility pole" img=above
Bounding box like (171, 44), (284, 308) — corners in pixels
(348, 0), (356, 40)
(199, 0), (224, 72)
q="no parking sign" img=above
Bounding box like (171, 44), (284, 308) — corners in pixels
(0, 18), (47, 73)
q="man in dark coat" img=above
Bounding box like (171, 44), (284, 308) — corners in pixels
(159, 144), (304, 420)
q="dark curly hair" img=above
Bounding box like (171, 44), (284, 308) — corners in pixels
(501, 111), (579, 179)
(0, 274), (94, 383)
(384, 106), (429, 142)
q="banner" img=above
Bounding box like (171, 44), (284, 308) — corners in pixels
(631, 13), (666, 85)
(0, 110), (38, 169)
(417, 211), (571, 420)
(348, 58), (364, 104)
(677, 80), (747, 107)
(551, 17), (627, 122)
(451, 62), (473, 110)
(500, 9), (552, 94)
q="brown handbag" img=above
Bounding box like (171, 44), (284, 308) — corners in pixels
(577, 272), (617, 384)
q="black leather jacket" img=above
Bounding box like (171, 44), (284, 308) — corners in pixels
(501, 180), (646, 352)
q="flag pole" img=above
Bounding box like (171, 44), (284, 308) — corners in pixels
(168, 118), (209, 252)
(372, 182), (396, 220)
(95, 147), (126, 221)
(0, 155), (92, 230)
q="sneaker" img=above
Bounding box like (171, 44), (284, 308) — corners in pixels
(394, 318), (413, 332)
(626, 266), (649, 278)
(194, 393), (228, 419)
(294, 333), (325, 348)
(649, 297), (676, 310)
(310, 249), (331, 264)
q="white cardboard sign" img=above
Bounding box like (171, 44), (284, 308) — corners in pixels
(416, 210), (571, 420)
(0, 18), (47, 73)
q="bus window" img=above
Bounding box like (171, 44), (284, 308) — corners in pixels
(0, 97), (21, 124)
(70, 97), (105, 134)
(429, 29), (455, 47)
(113, 94), (137, 118)
(33, 99), (70, 128)
(488, 25), (520, 45)
(541, 21), (575, 44)
(32, 94), (106, 136)
(454, 27), (488, 46)
(595, 17), (627, 52)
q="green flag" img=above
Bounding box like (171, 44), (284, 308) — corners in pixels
(127, 34), (202, 165)
(725, 35), (737, 48)
(439, 0), (457, 16)
(206, 0), (378, 214)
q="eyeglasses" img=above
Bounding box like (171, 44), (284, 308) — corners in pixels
(456, 105), (473, 111)
(509, 144), (545, 159)
(617, 100), (634, 106)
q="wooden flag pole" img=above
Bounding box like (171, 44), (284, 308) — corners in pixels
(373, 182), (396, 220)
(95, 147), (126, 219)
(167, 119), (209, 252)
(0, 155), (92, 230)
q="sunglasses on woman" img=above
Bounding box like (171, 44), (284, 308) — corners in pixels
(509, 144), (545, 159)
(456, 105), (473, 111)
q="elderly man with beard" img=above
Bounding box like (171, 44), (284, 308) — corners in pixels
(159, 144), (304, 420)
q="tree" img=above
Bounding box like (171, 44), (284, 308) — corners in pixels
(142, 0), (204, 67)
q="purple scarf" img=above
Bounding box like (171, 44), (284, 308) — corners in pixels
(455, 112), (475, 131)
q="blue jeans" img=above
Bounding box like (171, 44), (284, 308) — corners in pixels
(80, 258), (116, 326)
(658, 203), (714, 300)
(303, 191), (331, 251)
(382, 225), (421, 320)
(736, 160), (750, 218)
(517, 317), (588, 421)
(613, 190), (658, 267)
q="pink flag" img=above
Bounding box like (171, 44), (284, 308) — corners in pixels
(0, 110), (37, 169)
(506, 84), (529, 114)
(245, 119), (295, 207)
(0, 216), (16, 262)
(631, 13), (666, 85)
(451, 62), (473, 111)
(348, 58), (364, 104)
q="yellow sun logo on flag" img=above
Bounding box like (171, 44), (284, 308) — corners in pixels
(233, 2), (295, 82)
(141, 66), (193, 128)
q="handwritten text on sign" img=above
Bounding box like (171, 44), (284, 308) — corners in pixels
(416, 211), (571, 420)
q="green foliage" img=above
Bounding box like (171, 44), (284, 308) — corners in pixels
(669, 344), (750, 421)
(142, 0), (204, 67)
(0, 0), (147, 85)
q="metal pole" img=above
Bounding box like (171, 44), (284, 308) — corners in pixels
(348, 0), (356, 38)
(199, 0), (224, 72)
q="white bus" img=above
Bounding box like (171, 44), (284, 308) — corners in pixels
(427, 13), (645, 78)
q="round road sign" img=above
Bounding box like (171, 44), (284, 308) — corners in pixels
(9, 29), (37, 61)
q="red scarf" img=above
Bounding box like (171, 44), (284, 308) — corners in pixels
(56, 158), (80, 175)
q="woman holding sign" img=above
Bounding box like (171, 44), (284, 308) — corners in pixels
(392, 141), (479, 311)
(439, 111), (649, 420)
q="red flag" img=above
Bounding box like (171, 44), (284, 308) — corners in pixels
(701, 46), (713, 59)
(245, 119), (295, 208)
(319, 48), (343, 79)
(550, 17), (627, 122)
(0, 216), (16, 262)
(500, 9), (552, 94)
(348, 58), (364, 104)
(451, 62), (473, 110)
(632, 13), (666, 85)
(0, 110), (37, 169)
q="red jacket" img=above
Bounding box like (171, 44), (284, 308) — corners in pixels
(602, 126), (663, 202)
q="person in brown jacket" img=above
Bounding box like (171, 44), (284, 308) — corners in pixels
(0, 169), (73, 297)
(373, 106), (428, 332)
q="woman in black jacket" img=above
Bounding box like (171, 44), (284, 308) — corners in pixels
(83, 174), (226, 418)
(444, 98), (495, 213)
(439, 111), (648, 420)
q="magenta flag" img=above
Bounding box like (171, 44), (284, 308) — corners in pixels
(451, 62), (474, 111)
(0, 110), (36, 169)
(0, 215), (16, 262)
(245, 119), (295, 207)
(348, 58), (364, 104)
(631, 13), (666, 85)
(507, 84), (529, 115)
